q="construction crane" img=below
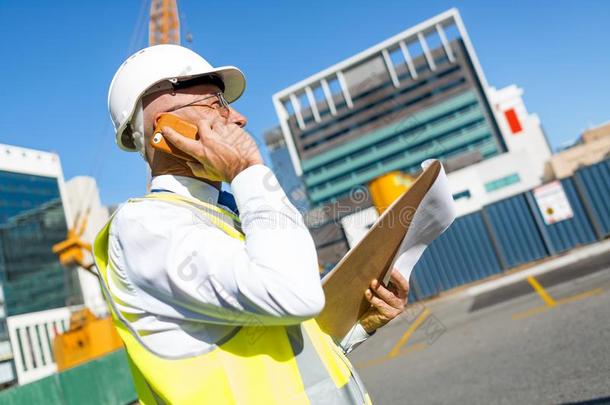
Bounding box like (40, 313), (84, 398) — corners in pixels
(149, 0), (182, 46)
(52, 208), (95, 274)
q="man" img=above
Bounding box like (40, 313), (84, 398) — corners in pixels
(96, 44), (409, 404)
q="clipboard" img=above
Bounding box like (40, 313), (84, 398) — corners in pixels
(316, 160), (442, 339)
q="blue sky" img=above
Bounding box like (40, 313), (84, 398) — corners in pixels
(1, 1), (609, 205)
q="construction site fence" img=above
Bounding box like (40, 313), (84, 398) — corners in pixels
(410, 158), (609, 300)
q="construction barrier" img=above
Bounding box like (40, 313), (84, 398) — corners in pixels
(411, 212), (502, 298)
(573, 159), (610, 238)
(410, 158), (610, 300)
(484, 193), (548, 269)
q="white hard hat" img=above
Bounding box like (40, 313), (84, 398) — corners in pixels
(108, 44), (246, 152)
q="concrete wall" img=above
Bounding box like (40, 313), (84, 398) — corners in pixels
(447, 149), (546, 216)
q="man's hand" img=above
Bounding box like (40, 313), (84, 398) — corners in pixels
(161, 115), (262, 182)
(359, 269), (409, 334)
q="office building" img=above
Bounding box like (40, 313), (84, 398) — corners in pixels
(273, 8), (507, 205)
(0, 144), (83, 319)
(272, 9), (552, 266)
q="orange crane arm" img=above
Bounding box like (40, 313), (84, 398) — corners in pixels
(149, 0), (180, 46)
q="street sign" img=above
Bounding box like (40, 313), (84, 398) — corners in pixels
(533, 181), (574, 225)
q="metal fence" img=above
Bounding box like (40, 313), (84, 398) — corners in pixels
(411, 159), (610, 301)
(411, 211), (502, 298)
(6, 307), (77, 386)
(573, 159), (610, 238)
(484, 193), (548, 269)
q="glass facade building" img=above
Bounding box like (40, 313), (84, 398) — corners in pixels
(0, 170), (82, 321)
(264, 127), (310, 212)
(273, 9), (504, 206)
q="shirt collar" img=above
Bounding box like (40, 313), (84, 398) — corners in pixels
(150, 175), (219, 204)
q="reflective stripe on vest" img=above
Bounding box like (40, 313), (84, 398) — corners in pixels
(93, 193), (371, 405)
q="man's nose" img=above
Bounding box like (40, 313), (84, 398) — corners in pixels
(228, 108), (247, 127)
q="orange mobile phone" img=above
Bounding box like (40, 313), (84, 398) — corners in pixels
(151, 114), (199, 160)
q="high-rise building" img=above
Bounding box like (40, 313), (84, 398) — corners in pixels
(0, 144), (86, 383)
(271, 8), (552, 267)
(273, 8), (505, 206)
(0, 145), (83, 318)
(264, 127), (310, 212)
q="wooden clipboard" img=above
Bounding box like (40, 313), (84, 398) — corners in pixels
(316, 161), (441, 339)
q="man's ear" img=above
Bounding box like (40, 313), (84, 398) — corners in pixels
(131, 101), (147, 159)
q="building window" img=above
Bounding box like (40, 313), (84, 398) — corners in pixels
(484, 173), (521, 192)
(452, 190), (471, 200)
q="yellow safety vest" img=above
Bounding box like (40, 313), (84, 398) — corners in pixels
(93, 192), (372, 405)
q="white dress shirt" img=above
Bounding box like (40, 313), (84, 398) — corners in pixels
(107, 165), (370, 357)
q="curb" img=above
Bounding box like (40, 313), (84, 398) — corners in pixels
(465, 239), (610, 297)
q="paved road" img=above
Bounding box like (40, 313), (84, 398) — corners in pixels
(348, 254), (610, 404)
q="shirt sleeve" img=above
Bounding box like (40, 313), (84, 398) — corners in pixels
(112, 165), (325, 327)
(338, 323), (373, 354)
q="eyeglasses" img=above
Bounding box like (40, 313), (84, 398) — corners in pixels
(164, 92), (230, 119)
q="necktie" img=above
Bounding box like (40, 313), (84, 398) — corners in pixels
(217, 190), (239, 216)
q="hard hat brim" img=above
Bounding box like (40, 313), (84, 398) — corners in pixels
(116, 65), (246, 152)
(204, 65), (246, 103)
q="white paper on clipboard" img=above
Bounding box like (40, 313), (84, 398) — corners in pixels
(383, 159), (456, 285)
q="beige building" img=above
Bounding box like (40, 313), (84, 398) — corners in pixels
(545, 121), (610, 180)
